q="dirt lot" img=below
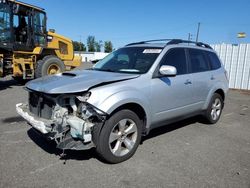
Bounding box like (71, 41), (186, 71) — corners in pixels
(0, 65), (250, 188)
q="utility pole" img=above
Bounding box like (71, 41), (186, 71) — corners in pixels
(196, 22), (200, 42)
(188, 33), (192, 41)
(79, 35), (82, 55)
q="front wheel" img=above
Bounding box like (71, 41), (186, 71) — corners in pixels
(96, 110), (142, 163)
(204, 93), (224, 124)
(35, 56), (65, 78)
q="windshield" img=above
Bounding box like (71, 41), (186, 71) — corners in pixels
(93, 47), (162, 74)
(0, 3), (11, 43)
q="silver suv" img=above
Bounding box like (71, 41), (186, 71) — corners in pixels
(16, 39), (229, 163)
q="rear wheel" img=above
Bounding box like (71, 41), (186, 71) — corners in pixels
(96, 110), (142, 163)
(204, 93), (223, 124)
(35, 56), (65, 78)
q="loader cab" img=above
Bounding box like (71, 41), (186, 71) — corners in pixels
(0, 0), (47, 51)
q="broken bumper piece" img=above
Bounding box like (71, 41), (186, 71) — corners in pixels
(16, 102), (105, 151)
(16, 103), (53, 134)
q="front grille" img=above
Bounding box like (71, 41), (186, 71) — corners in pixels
(29, 92), (55, 119)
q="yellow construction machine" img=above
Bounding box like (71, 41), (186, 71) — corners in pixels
(0, 0), (81, 80)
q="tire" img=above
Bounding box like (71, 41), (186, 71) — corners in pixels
(35, 55), (65, 78)
(96, 109), (142, 164)
(204, 93), (224, 124)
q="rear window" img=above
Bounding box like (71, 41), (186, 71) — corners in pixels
(188, 49), (210, 73)
(207, 52), (221, 70)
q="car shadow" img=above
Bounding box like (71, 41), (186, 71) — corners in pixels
(0, 79), (25, 91)
(142, 115), (205, 142)
(27, 128), (98, 161)
(26, 115), (205, 162)
(1, 116), (26, 123)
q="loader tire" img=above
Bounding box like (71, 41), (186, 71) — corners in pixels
(35, 56), (65, 78)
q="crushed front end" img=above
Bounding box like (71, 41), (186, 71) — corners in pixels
(16, 90), (107, 150)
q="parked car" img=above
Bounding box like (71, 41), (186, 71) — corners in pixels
(16, 39), (229, 163)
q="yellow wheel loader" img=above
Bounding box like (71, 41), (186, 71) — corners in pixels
(0, 0), (81, 80)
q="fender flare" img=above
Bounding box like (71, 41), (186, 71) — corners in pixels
(95, 90), (152, 130)
(202, 82), (228, 110)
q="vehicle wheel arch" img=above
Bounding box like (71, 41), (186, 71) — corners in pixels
(38, 49), (57, 59)
(214, 89), (225, 101)
(203, 84), (227, 110)
(92, 102), (148, 151)
(109, 102), (147, 134)
(95, 101), (148, 139)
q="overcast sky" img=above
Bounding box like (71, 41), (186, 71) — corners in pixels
(24, 0), (250, 48)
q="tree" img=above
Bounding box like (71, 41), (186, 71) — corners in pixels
(79, 42), (86, 52)
(73, 41), (79, 51)
(87, 36), (96, 52)
(95, 40), (103, 52)
(73, 41), (86, 51)
(104, 41), (113, 53)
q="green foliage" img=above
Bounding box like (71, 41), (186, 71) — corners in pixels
(104, 41), (113, 53)
(75, 36), (113, 52)
(87, 36), (96, 52)
(73, 41), (86, 51)
(95, 40), (103, 52)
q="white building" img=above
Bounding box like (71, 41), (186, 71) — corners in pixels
(212, 43), (250, 90)
(74, 52), (109, 63)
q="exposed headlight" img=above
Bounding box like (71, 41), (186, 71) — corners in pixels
(76, 92), (91, 102)
(77, 102), (107, 121)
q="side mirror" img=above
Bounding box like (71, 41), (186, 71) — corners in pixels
(159, 65), (177, 77)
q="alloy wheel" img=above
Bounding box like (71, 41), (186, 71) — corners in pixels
(109, 119), (138, 157)
(211, 98), (222, 120)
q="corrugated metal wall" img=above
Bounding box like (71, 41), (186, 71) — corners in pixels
(211, 44), (250, 90)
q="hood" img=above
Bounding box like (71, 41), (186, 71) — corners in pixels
(26, 70), (140, 94)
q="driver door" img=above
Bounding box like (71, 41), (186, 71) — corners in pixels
(150, 48), (195, 128)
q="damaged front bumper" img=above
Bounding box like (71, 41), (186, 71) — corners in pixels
(16, 100), (107, 150)
(16, 103), (53, 134)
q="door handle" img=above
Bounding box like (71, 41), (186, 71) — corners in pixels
(184, 79), (192, 85)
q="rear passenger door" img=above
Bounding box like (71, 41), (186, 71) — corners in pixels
(187, 48), (212, 108)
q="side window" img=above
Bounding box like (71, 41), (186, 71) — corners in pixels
(33, 11), (46, 46)
(13, 15), (19, 28)
(59, 41), (68, 55)
(160, 48), (187, 75)
(13, 15), (28, 43)
(189, 49), (210, 73)
(207, 52), (221, 70)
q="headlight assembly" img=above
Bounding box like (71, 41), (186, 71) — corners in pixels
(76, 92), (91, 102)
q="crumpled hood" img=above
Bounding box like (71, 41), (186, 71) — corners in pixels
(26, 70), (140, 94)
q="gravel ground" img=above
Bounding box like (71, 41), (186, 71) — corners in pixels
(0, 63), (250, 188)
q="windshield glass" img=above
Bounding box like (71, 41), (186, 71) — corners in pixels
(0, 3), (11, 43)
(93, 47), (162, 74)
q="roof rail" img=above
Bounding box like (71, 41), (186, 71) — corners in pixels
(126, 39), (212, 49)
(126, 39), (171, 46)
(167, 39), (213, 49)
